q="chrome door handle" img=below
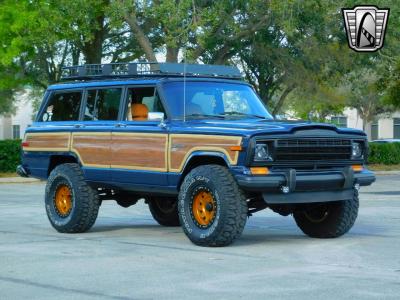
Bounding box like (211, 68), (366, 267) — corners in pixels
(115, 123), (127, 128)
(74, 124), (85, 128)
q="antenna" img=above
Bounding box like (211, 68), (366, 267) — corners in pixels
(183, 52), (187, 123)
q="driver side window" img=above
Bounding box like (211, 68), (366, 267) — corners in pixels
(125, 87), (165, 121)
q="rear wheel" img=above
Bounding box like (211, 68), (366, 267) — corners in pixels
(45, 163), (100, 233)
(293, 189), (359, 238)
(148, 197), (180, 226)
(178, 165), (248, 247)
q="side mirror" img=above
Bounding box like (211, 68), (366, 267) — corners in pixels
(148, 112), (167, 129)
(148, 112), (165, 121)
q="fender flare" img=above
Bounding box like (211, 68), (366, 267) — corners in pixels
(180, 150), (231, 174)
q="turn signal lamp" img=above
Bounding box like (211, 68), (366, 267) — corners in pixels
(351, 165), (363, 172)
(230, 146), (242, 151)
(250, 167), (269, 175)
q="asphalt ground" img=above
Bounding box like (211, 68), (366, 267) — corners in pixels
(0, 175), (399, 300)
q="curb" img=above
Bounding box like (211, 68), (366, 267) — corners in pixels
(0, 177), (41, 184)
(373, 171), (400, 176)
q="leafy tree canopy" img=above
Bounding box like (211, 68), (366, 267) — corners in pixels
(0, 0), (398, 123)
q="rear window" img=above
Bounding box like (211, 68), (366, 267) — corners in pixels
(40, 91), (82, 122)
(84, 88), (122, 121)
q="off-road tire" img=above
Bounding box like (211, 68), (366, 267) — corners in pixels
(293, 189), (359, 238)
(148, 197), (180, 226)
(45, 163), (100, 233)
(178, 164), (248, 247)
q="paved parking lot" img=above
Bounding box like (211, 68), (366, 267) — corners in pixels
(0, 175), (399, 300)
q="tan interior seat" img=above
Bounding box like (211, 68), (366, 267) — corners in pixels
(131, 103), (149, 120)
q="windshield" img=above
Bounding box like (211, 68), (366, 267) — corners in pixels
(161, 81), (273, 120)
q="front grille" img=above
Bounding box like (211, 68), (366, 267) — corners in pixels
(274, 138), (352, 161)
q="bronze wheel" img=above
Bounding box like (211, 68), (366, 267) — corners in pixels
(45, 163), (100, 233)
(303, 204), (329, 223)
(178, 164), (248, 247)
(293, 190), (359, 238)
(54, 184), (73, 217)
(191, 188), (217, 228)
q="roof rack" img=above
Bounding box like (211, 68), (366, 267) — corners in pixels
(61, 62), (242, 81)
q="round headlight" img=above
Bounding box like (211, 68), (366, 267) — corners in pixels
(254, 143), (272, 161)
(352, 142), (363, 158)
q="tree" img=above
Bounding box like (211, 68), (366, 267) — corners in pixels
(0, 0), (400, 120)
(235, 1), (354, 115)
(287, 84), (346, 122)
(346, 69), (394, 131)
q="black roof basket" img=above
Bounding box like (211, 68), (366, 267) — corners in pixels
(61, 62), (242, 81)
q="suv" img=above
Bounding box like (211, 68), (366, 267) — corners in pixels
(17, 62), (375, 247)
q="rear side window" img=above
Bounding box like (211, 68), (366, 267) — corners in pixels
(84, 88), (122, 121)
(41, 91), (82, 122)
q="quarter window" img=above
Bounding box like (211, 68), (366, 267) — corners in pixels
(41, 91), (82, 122)
(84, 88), (122, 121)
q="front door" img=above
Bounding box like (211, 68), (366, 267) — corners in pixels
(111, 86), (168, 186)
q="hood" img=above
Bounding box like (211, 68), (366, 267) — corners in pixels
(170, 119), (366, 137)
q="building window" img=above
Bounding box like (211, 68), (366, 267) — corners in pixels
(394, 118), (400, 139)
(331, 116), (347, 128)
(371, 121), (378, 140)
(12, 125), (20, 139)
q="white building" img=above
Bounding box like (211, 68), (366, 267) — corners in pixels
(0, 90), (35, 140)
(332, 108), (400, 141)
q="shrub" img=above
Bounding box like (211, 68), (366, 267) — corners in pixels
(0, 139), (21, 172)
(368, 142), (400, 165)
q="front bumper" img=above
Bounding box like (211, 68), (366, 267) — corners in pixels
(235, 167), (375, 204)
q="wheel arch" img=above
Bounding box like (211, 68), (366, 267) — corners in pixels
(178, 151), (230, 188)
(47, 154), (80, 176)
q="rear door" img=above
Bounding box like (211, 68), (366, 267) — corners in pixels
(71, 86), (124, 182)
(110, 85), (169, 186)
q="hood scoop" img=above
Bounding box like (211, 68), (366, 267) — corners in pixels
(292, 125), (338, 136)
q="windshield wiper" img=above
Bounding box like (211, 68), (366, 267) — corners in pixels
(185, 113), (226, 119)
(219, 111), (267, 119)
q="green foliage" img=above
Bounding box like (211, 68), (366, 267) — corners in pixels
(0, 139), (21, 172)
(0, 0), (399, 120)
(368, 143), (400, 165)
(344, 69), (395, 129)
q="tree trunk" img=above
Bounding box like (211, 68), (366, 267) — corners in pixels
(71, 45), (81, 66)
(124, 11), (157, 62)
(257, 77), (269, 106)
(166, 47), (179, 62)
(272, 84), (296, 116)
(81, 14), (106, 64)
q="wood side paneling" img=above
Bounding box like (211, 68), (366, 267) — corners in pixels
(23, 132), (242, 173)
(169, 134), (242, 172)
(111, 133), (167, 171)
(23, 133), (70, 151)
(71, 133), (110, 167)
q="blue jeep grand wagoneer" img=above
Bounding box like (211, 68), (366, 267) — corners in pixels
(17, 63), (375, 247)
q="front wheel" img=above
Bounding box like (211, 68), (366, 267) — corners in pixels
(178, 165), (248, 247)
(293, 189), (359, 238)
